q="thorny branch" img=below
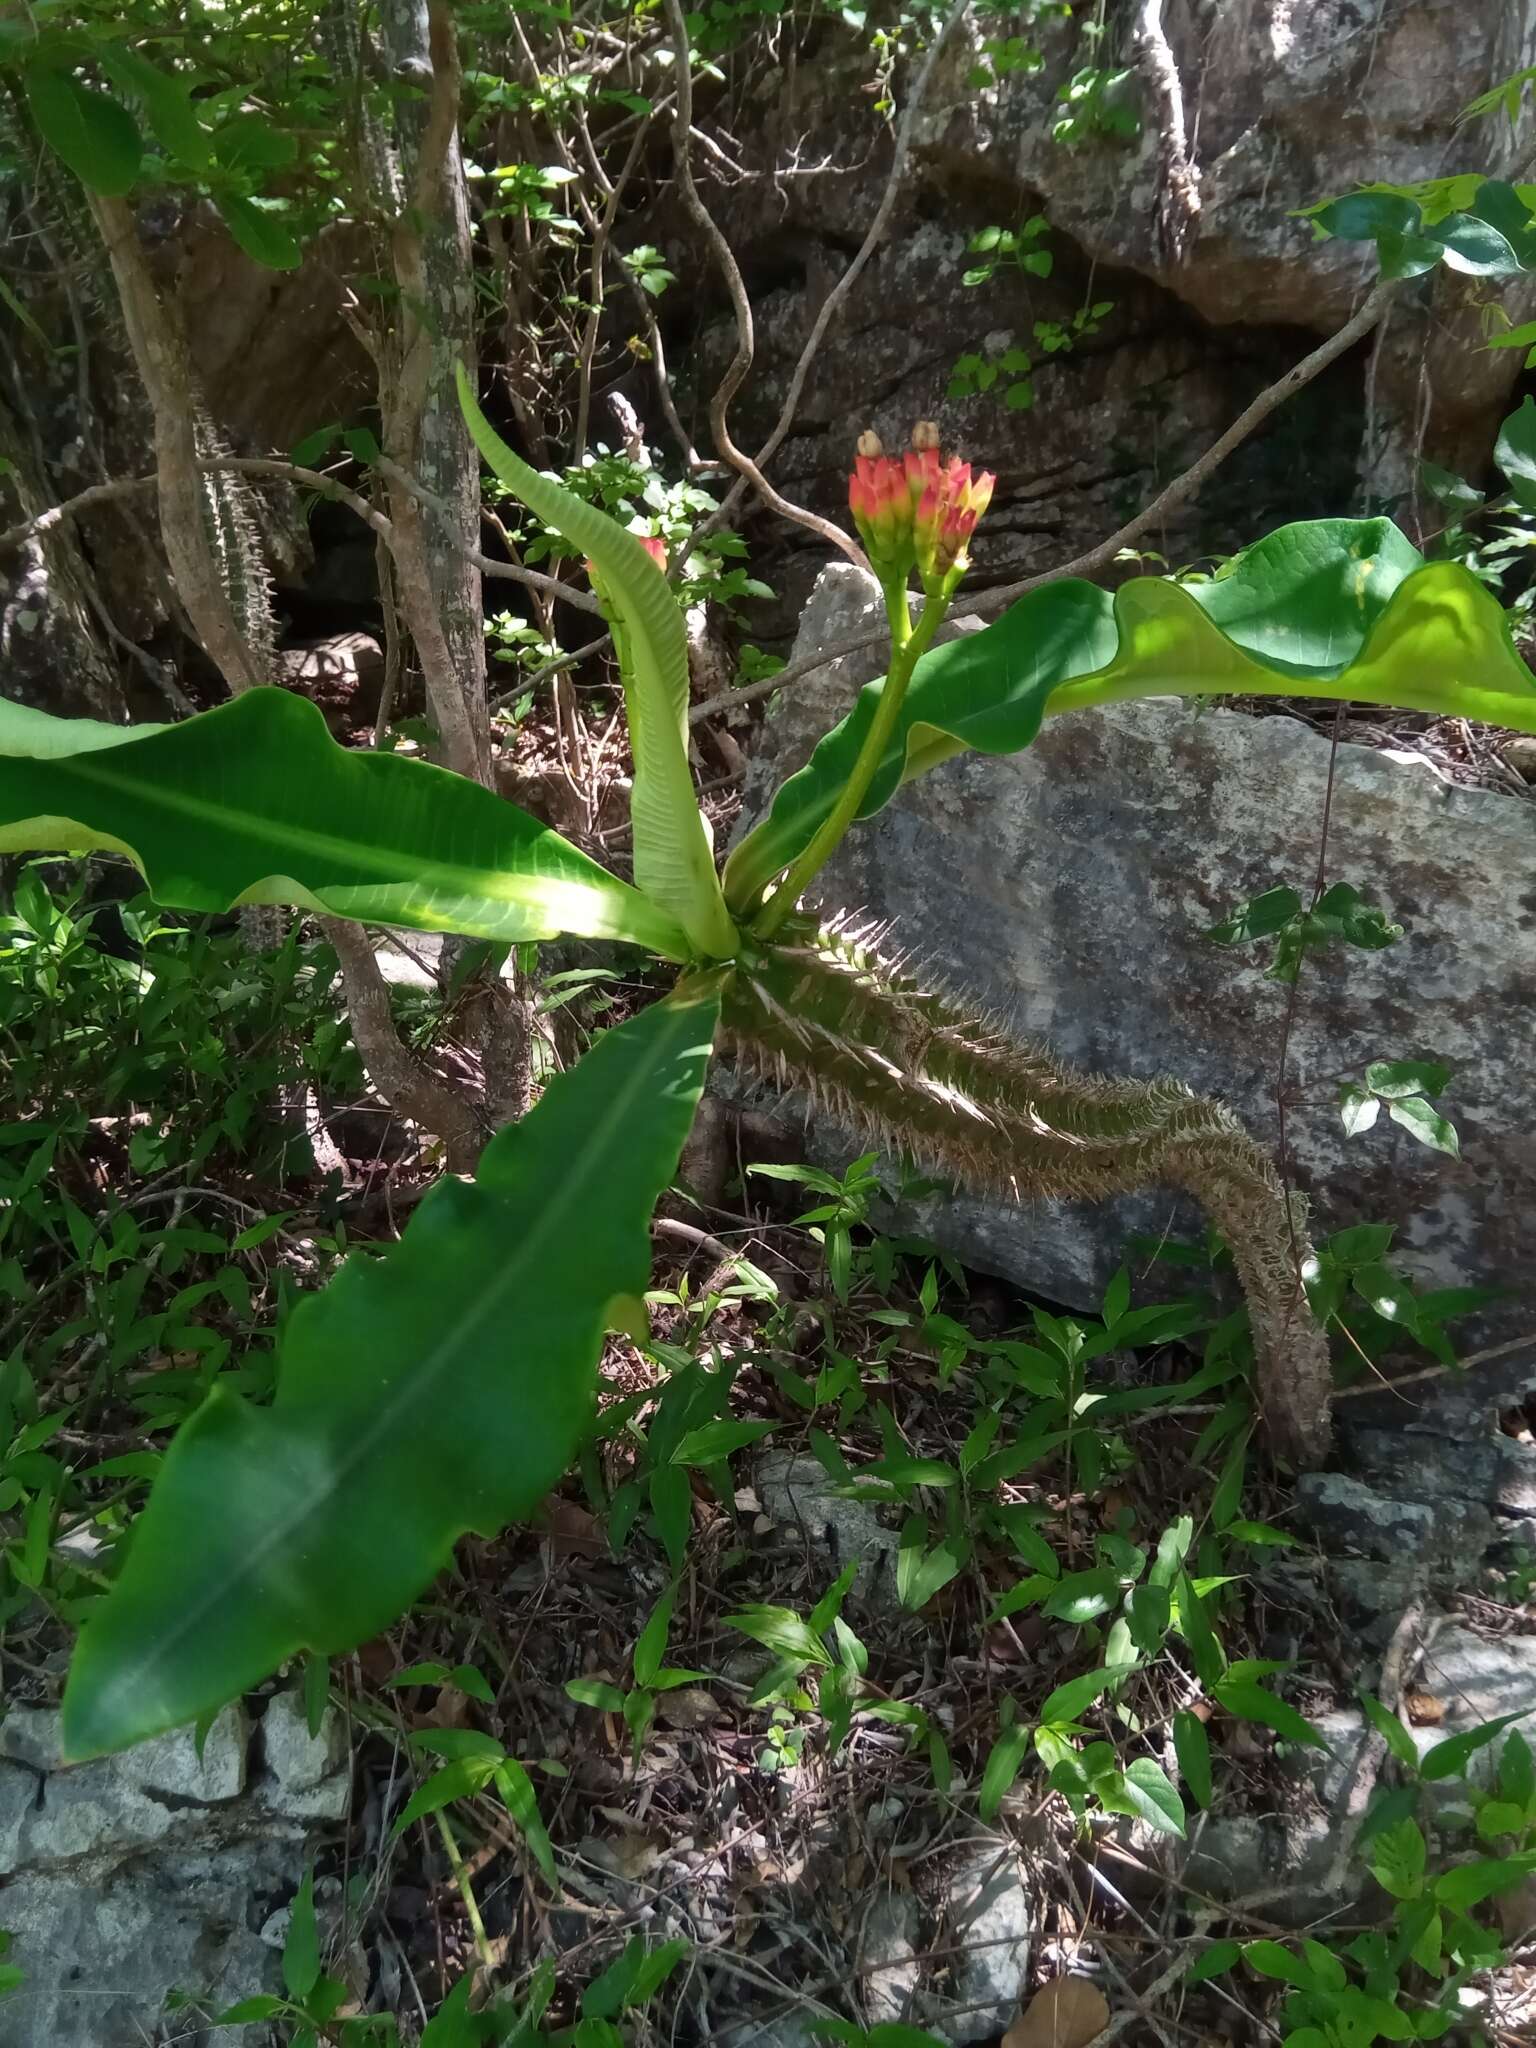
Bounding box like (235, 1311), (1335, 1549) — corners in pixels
(0, 459), (603, 618)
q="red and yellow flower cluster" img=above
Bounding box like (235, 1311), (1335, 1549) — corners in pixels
(848, 425), (995, 590)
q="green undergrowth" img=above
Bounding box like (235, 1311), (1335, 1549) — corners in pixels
(1, 864), (1532, 2046)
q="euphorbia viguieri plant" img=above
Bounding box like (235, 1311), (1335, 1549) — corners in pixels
(6, 369), (1536, 1758)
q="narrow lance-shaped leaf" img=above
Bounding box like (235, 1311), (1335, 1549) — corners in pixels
(457, 365), (737, 960)
(0, 689), (688, 959)
(726, 517), (1536, 911)
(61, 986), (721, 1758)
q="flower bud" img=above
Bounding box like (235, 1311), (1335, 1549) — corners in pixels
(911, 420), (940, 451)
(856, 428), (885, 459)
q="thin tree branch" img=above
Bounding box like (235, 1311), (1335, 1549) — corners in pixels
(713, 0), (968, 524)
(328, 919), (483, 1174)
(661, 0), (870, 571)
(0, 459), (602, 615)
(688, 279), (1402, 724)
(572, 115), (652, 463)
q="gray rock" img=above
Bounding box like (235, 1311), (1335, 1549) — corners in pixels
(928, 1838), (1035, 2043)
(0, 1704), (248, 1872)
(1420, 1625), (1536, 1746)
(1, 1840), (300, 2048)
(756, 1450), (903, 1615)
(698, 5), (1536, 624)
(859, 1889), (923, 2027)
(256, 1687), (351, 1823)
(738, 564), (1536, 1352)
(1295, 1473), (1436, 1560)
(0, 1699), (349, 2047)
(1179, 1812), (1349, 1925)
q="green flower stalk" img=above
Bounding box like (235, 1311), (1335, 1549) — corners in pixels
(754, 427), (996, 936)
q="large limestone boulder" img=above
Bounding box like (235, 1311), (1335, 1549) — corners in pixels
(736, 564), (1536, 1361)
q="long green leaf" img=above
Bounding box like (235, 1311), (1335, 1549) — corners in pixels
(24, 64), (143, 195)
(456, 366), (737, 959)
(0, 688), (688, 958)
(60, 986), (720, 1757)
(725, 517), (1536, 911)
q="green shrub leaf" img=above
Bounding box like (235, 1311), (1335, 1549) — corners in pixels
(25, 66), (143, 194)
(0, 689), (687, 959)
(219, 194), (302, 271)
(1174, 1708), (1214, 1808)
(726, 518), (1536, 911)
(60, 987), (718, 1757)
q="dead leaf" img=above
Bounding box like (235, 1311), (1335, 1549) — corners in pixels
(542, 1496), (605, 1561)
(1405, 1692), (1445, 1727)
(1003, 1974), (1111, 2048)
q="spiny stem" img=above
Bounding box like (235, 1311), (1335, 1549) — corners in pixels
(753, 586), (942, 937)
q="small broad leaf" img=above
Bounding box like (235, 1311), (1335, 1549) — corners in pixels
(1359, 1691), (1421, 1772)
(1386, 1096), (1460, 1157)
(1434, 1850), (1536, 1909)
(724, 1605), (830, 1668)
(633, 1584), (676, 1689)
(670, 1419), (776, 1466)
(1216, 1677), (1330, 1751)
(97, 47), (212, 168)
(1243, 1939), (1313, 1987)
(1040, 1663), (1137, 1727)
(1174, 1709), (1213, 1808)
(61, 991), (718, 1757)
(459, 367), (735, 958)
(1043, 1566), (1120, 1623)
(495, 1757), (558, 1891)
(1207, 886), (1304, 944)
(648, 1463), (692, 1578)
(219, 194), (302, 271)
(566, 1677), (626, 1713)
(1339, 1083), (1381, 1136)
(282, 1866), (321, 2000)
(1119, 1756), (1185, 1838)
(896, 1517), (967, 1611)
(215, 1998), (289, 2024)
(25, 67), (142, 195)
(979, 1717), (1032, 1822)
(1497, 394), (1536, 511)
(1364, 1059), (1450, 1100)
(391, 1757), (498, 1835)
(1184, 1940), (1240, 1986)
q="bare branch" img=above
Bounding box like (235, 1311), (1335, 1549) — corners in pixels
(0, 458), (602, 615)
(327, 919), (483, 1173)
(721, 0), (968, 504)
(661, 0), (869, 571)
(689, 279), (1402, 724)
